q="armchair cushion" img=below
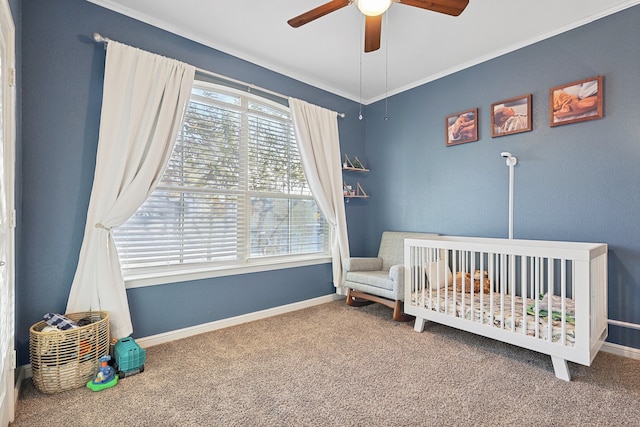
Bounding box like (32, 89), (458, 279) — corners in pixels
(345, 270), (393, 291)
(343, 257), (383, 272)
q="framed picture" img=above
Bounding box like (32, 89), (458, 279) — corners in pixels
(491, 94), (532, 137)
(446, 108), (478, 146)
(549, 75), (603, 127)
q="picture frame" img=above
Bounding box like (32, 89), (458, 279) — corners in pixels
(446, 108), (478, 146)
(491, 94), (532, 138)
(549, 75), (603, 127)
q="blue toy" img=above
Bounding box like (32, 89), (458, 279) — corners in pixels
(86, 355), (118, 391)
(113, 337), (146, 378)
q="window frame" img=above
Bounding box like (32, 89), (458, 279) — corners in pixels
(117, 80), (332, 289)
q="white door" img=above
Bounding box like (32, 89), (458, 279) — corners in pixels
(0, 1), (15, 425)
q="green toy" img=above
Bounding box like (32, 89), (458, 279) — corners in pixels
(86, 355), (118, 391)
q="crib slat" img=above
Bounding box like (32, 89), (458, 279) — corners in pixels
(533, 257), (542, 338)
(426, 247), (431, 307)
(411, 246), (416, 303)
(500, 253), (506, 330)
(479, 252), (485, 325)
(510, 254), (516, 332)
(547, 259), (554, 343)
(420, 248), (433, 308)
(489, 253), (495, 327)
(460, 251), (469, 318)
(419, 247), (424, 308)
(561, 259), (566, 346)
(521, 255), (527, 336)
(433, 247), (438, 309)
(442, 248), (449, 312)
(470, 250), (476, 321)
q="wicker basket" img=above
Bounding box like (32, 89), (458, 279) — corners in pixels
(29, 311), (110, 393)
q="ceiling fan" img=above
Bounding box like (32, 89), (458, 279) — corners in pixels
(288, 0), (469, 53)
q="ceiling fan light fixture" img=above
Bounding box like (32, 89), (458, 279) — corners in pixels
(355, 0), (392, 16)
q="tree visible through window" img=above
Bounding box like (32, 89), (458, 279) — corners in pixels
(114, 81), (330, 274)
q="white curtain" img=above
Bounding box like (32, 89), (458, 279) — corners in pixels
(66, 41), (195, 339)
(289, 98), (350, 293)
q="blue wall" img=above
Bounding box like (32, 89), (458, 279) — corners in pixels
(15, 1), (640, 364)
(364, 6), (640, 348)
(16, 0), (366, 365)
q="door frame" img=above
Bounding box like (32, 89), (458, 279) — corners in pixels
(0, 0), (16, 425)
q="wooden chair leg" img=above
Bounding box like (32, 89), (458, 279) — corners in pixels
(392, 300), (414, 322)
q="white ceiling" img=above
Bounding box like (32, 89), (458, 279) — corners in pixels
(87, 0), (639, 104)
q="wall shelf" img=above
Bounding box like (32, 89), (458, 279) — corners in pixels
(343, 182), (368, 201)
(342, 155), (369, 202)
(342, 154), (369, 172)
(342, 166), (370, 172)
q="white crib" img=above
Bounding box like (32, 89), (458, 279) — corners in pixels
(404, 236), (608, 381)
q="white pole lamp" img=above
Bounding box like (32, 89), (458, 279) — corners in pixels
(500, 152), (518, 239)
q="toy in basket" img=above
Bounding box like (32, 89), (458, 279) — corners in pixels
(112, 337), (146, 378)
(86, 355), (118, 391)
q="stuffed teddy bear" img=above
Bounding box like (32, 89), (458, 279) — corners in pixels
(455, 270), (491, 294)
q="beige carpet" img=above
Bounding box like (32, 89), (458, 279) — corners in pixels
(12, 300), (640, 426)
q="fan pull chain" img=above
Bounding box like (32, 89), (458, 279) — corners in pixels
(384, 10), (389, 121)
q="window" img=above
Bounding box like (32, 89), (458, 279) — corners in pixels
(114, 81), (330, 281)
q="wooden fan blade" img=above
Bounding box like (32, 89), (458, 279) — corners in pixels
(288, 0), (351, 28)
(364, 15), (382, 52)
(398, 0), (469, 16)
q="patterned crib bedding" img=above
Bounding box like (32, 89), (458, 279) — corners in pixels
(410, 288), (576, 347)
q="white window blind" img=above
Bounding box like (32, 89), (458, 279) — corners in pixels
(114, 81), (330, 274)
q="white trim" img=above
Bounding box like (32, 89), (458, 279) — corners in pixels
(136, 293), (342, 348)
(0, 0), (16, 424)
(601, 342), (640, 361)
(125, 256), (332, 288)
(14, 365), (27, 399)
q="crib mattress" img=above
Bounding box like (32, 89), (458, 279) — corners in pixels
(410, 289), (575, 347)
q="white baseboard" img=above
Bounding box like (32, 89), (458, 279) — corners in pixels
(601, 341), (640, 360)
(136, 293), (342, 348)
(13, 363), (30, 422)
(19, 364), (32, 380)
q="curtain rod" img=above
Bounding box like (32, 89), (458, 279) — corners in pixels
(92, 33), (346, 118)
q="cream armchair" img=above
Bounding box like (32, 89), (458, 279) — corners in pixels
(343, 231), (438, 321)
